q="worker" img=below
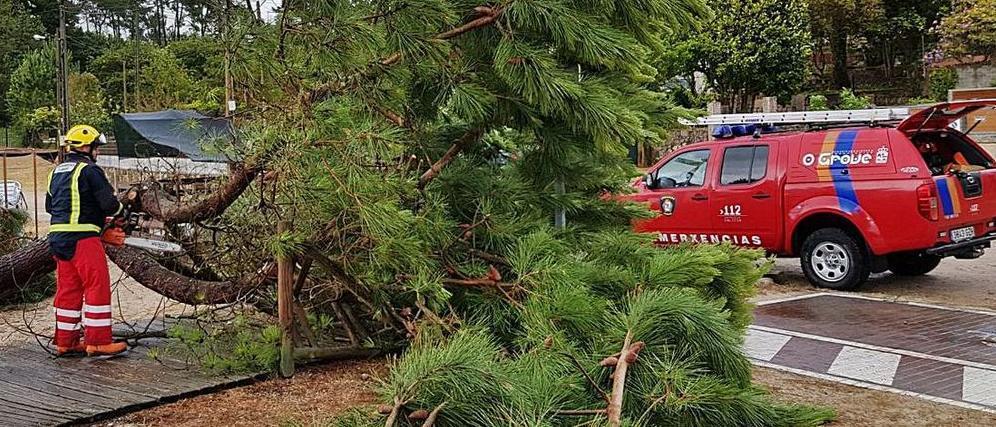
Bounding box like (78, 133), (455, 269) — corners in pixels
(46, 124), (129, 357)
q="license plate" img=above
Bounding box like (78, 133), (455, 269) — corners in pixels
(951, 226), (976, 243)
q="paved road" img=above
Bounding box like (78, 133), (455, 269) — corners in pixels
(771, 250), (996, 311)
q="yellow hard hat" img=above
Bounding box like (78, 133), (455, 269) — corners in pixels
(65, 124), (107, 148)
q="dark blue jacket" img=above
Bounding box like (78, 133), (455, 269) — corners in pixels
(45, 152), (122, 260)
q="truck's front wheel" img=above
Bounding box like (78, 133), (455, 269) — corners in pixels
(800, 228), (871, 290)
(887, 252), (942, 276)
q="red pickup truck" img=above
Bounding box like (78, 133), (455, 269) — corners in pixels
(627, 100), (996, 290)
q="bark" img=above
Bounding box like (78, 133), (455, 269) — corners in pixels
(104, 245), (268, 305)
(607, 331), (633, 427)
(417, 129), (484, 191)
(136, 163), (261, 226)
(0, 240), (56, 302)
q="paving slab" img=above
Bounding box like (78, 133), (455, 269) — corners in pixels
(747, 293), (996, 414)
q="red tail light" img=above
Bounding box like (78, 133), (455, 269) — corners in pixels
(917, 183), (939, 221)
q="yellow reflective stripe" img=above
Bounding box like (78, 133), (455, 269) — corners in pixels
(50, 224), (101, 233)
(69, 163), (86, 225)
(112, 201), (123, 216)
(46, 169), (55, 195)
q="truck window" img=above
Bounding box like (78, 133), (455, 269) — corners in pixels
(721, 146), (769, 185)
(911, 131), (993, 176)
(653, 149), (710, 188)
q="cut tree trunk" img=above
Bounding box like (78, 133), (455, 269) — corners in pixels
(0, 240), (56, 302)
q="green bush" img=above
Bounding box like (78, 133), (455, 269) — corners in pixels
(808, 94), (830, 111)
(929, 68), (958, 102)
(838, 88), (874, 110)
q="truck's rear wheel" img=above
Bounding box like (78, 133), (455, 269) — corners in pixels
(800, 228), (871, 290)
(887, 252), (942, 276)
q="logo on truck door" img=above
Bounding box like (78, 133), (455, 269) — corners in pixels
(660, 196), (676, 216)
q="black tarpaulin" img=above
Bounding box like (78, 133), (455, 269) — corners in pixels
(112, 110), (233, 162)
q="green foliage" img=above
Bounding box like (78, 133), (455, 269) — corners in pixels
(940, 0), (996, 60)
(0, 0), (45, 126)
(808, 94), (830, 111)
(668, 0), (811, 112)
(928, 68), (958, 102)
(358, 282), (831, 426)
(164, 316), (281, 374)
(68, 72), (111, 130)
(837, 88), (874, 109)
(91, 42), (196, 112)
(6, 45), (57, 131)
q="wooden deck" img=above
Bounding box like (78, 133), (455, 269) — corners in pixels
(0, 338), (259, 426)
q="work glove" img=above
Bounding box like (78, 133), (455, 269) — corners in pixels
(101, 227), (126, 247)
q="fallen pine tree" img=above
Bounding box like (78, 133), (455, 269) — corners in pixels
(0, 0), (834, 425)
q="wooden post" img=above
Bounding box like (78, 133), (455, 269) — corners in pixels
(277, 220), (295, 378)
(2, 142), (8, 208)
(32, 149), (39, 237)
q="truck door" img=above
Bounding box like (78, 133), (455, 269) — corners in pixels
(632, 148), (716, 245)
(709, 144), (779, 248)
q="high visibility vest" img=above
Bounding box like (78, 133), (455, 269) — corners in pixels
(46, 154), (122, 234)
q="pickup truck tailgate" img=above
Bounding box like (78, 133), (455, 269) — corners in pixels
(934, 169), (996, 243)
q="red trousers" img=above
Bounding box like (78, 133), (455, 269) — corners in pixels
(53, 237), (113, 347)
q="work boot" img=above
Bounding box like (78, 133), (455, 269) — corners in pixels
(56, 341), (86, 357)
(86, 341), (128, 357)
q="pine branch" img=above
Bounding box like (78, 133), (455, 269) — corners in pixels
(607, 332), (646, 426)
(441, 277), (515, 290)
(418, 128), (485, 190)
(306, 3), (508, 104)
(421, 402), (446, 426)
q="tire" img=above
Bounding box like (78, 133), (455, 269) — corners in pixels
(887, 252), (942, 276)
(800, 228), (871, 290)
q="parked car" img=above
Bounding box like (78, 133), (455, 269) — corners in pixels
(623, 100), (996, 290)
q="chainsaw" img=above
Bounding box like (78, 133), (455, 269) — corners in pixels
(107, 208), (185, 254)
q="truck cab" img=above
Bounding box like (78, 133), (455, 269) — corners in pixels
(627, 100), (996, 290)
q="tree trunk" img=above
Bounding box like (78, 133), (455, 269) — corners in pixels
(830, 31), (850, 89)
(0, 240), (56, 302)
(135, 163), (260, 226)
(104, 245), (268, 306)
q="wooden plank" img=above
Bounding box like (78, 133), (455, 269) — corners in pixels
(0, 380), (105, 417)
(2, 346), (199, 398)
(1, 347), (173, 397)
(0, 377), (118, 411)
(0, 407), (63, 426)
(0, 396), (78, 423)
(0, 338), (263, 426)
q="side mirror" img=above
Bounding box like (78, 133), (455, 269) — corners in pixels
(644, 174), (655, 188)
(657, 176), (677, 189)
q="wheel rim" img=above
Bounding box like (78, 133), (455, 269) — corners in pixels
(811, 242), (850, 283)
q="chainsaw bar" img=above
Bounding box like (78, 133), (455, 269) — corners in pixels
(124, 237), (184, 253)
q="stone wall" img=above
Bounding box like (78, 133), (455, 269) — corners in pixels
(956, 64), (996, 90)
